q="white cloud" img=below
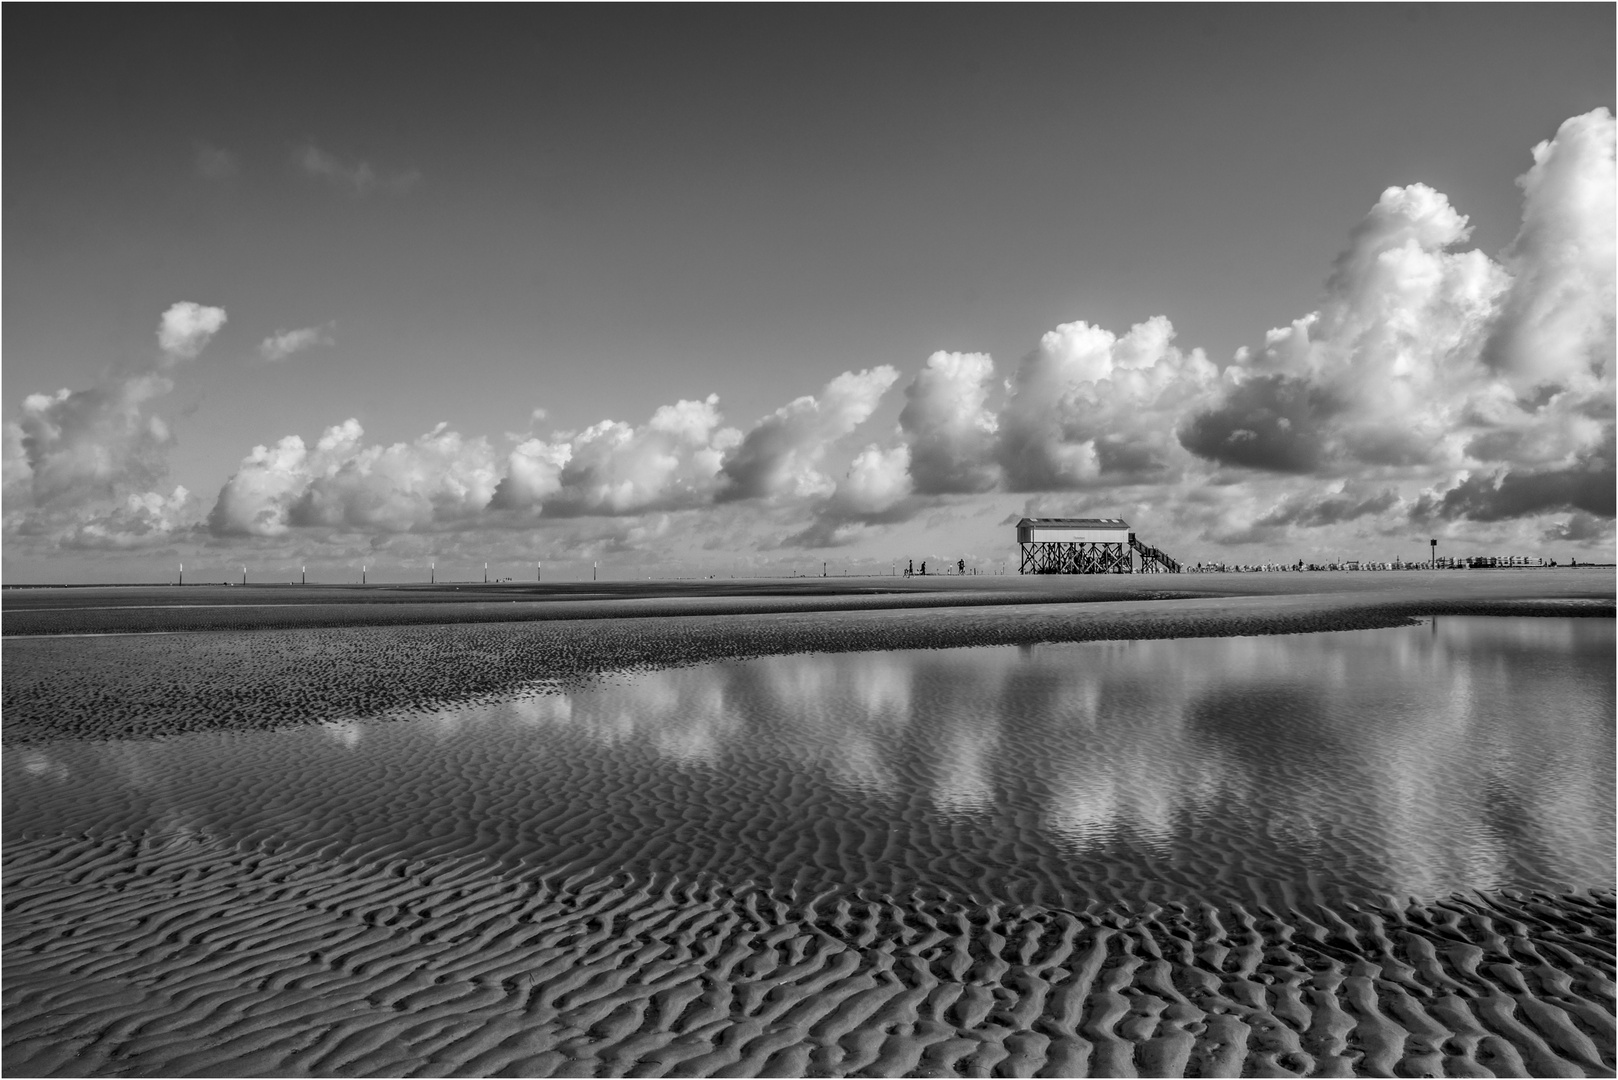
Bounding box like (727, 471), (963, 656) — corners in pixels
(491, 395), (740, 517)
(999, 315), (1217, 489)
(1485, 108), (1616, 393)
(157, 302), (227, 360)
(1180, 110), (1613, 538)
(899, 351), (1000, 494)
(5, 304), (225, 515)
(294, 143), (421, 196)
(17, 115), (1614, 567)
(835, 443), (913, 516)
(718, 366), (899, 501)
(209, 420), (500, 536)
(63, 487), (194, 550)
(1180, 185), (1509, 475)
(258, 325), (333, 362)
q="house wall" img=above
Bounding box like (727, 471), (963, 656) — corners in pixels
(1020, 526), (1131, 544)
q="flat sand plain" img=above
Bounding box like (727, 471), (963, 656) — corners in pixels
(4, 571), (1614, 1077)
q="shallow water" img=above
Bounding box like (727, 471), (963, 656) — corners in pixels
(8, 617), (1613, 911)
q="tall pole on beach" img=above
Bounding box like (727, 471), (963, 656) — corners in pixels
(242, 566), (247, 586)
(179, 562), (183, 586)
(302, 566), (306, 585)
(593, 561), (598, 581)
(484, 562), (488, 584)
(537, 561), (542, 582)
(430, 561), (435, 584)
(362, 565), (367, 585)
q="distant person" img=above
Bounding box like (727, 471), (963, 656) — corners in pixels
(958, 559), (965, 575)
(920, 561), (927, 576)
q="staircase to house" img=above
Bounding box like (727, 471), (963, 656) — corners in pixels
(1129, 534), (1181, 573)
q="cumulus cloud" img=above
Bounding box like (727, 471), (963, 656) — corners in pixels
(786, 444), (918, 548)
(999, 315), (1218, 489)
(158, 302), (228, 360)
(19, 113), (1615, 568)
(898, 351), (1000, 494)
(1484, 108), (1616, 392)
(7, 378), (173, 507)
(63, 487), (194, 550)
(5, 304), (225, 513)
(294, 144), (421, 196)
(1181, 185), (1509, 475)
(490, 395), (740, 517)
(209, 420), (500, 536)
(2, 303), (228, 550)
(258, 325), (333, 362)
(834, 443), (914, 517)
(1182, 109), (1614, 535)
(718, 366), (899, 501)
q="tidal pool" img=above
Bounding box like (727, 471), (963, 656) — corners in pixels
(7, 616), (1613, 911)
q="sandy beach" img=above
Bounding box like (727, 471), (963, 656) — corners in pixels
(4, 573), (1614, 1077)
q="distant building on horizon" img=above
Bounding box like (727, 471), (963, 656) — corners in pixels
(1015, 517), (1180, 574)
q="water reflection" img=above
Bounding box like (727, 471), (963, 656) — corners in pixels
(7, 618), (1612, 909)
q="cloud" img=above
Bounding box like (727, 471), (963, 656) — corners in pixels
(785, 443), (919, 548)
(898, 351), (1000, 494)
(1255, 484), (1402, 529)
(999, 315), (1218, 489)
(158, 302), (228, 360)
(294, 144), (421, 196)
(1180, 184), (1509, 475)
(62, 487), (194, 550)
(1543, 512), (1613, 544)
(1412, 441), (1615, 523)
(194, 142), (239, 181)
(1484, 108), (1616, 392)
(491, 395), (740, 517)
(258, 325), (333, 362)
(717, 366), (899, 501)
(5, 304), (226, 513)
(1181, 110), (1614, 529)
(18, 114), (1616, 569)
(209, 420), (500, 536)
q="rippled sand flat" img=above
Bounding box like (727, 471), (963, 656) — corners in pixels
(4, 606), (1615, 1076)
(6, 834), (1613, 1078)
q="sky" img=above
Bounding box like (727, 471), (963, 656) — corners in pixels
(4, 6), (1614, 583)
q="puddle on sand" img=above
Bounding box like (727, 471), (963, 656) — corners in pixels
(7, 617), (1613, 911)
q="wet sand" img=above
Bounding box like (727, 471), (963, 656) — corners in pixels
(3, 567), (1613, 636)
(6, 833), (1613, 1078)
(3, 572), (1612, 747)
(4, 575), (1614, 1077)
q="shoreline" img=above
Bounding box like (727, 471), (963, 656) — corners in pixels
(2, 567), (1613, 637)
(3, 586), (1612, 748)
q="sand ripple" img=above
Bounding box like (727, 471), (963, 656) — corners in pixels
(4, 832), (1613, 1078)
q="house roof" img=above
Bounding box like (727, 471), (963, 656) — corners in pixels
(1015, 517), (1130, 528)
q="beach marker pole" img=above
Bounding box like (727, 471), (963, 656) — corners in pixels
(537, 561), (542, 582)
(242, 566), (247, 586)
(362, 565), (367, 585)
(593, 561), (598, 581)
(484, 562), (488, 583)
(179, 562), (183, 586)
(431, 562), (435, 584)
(302, 566), (306, 585)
